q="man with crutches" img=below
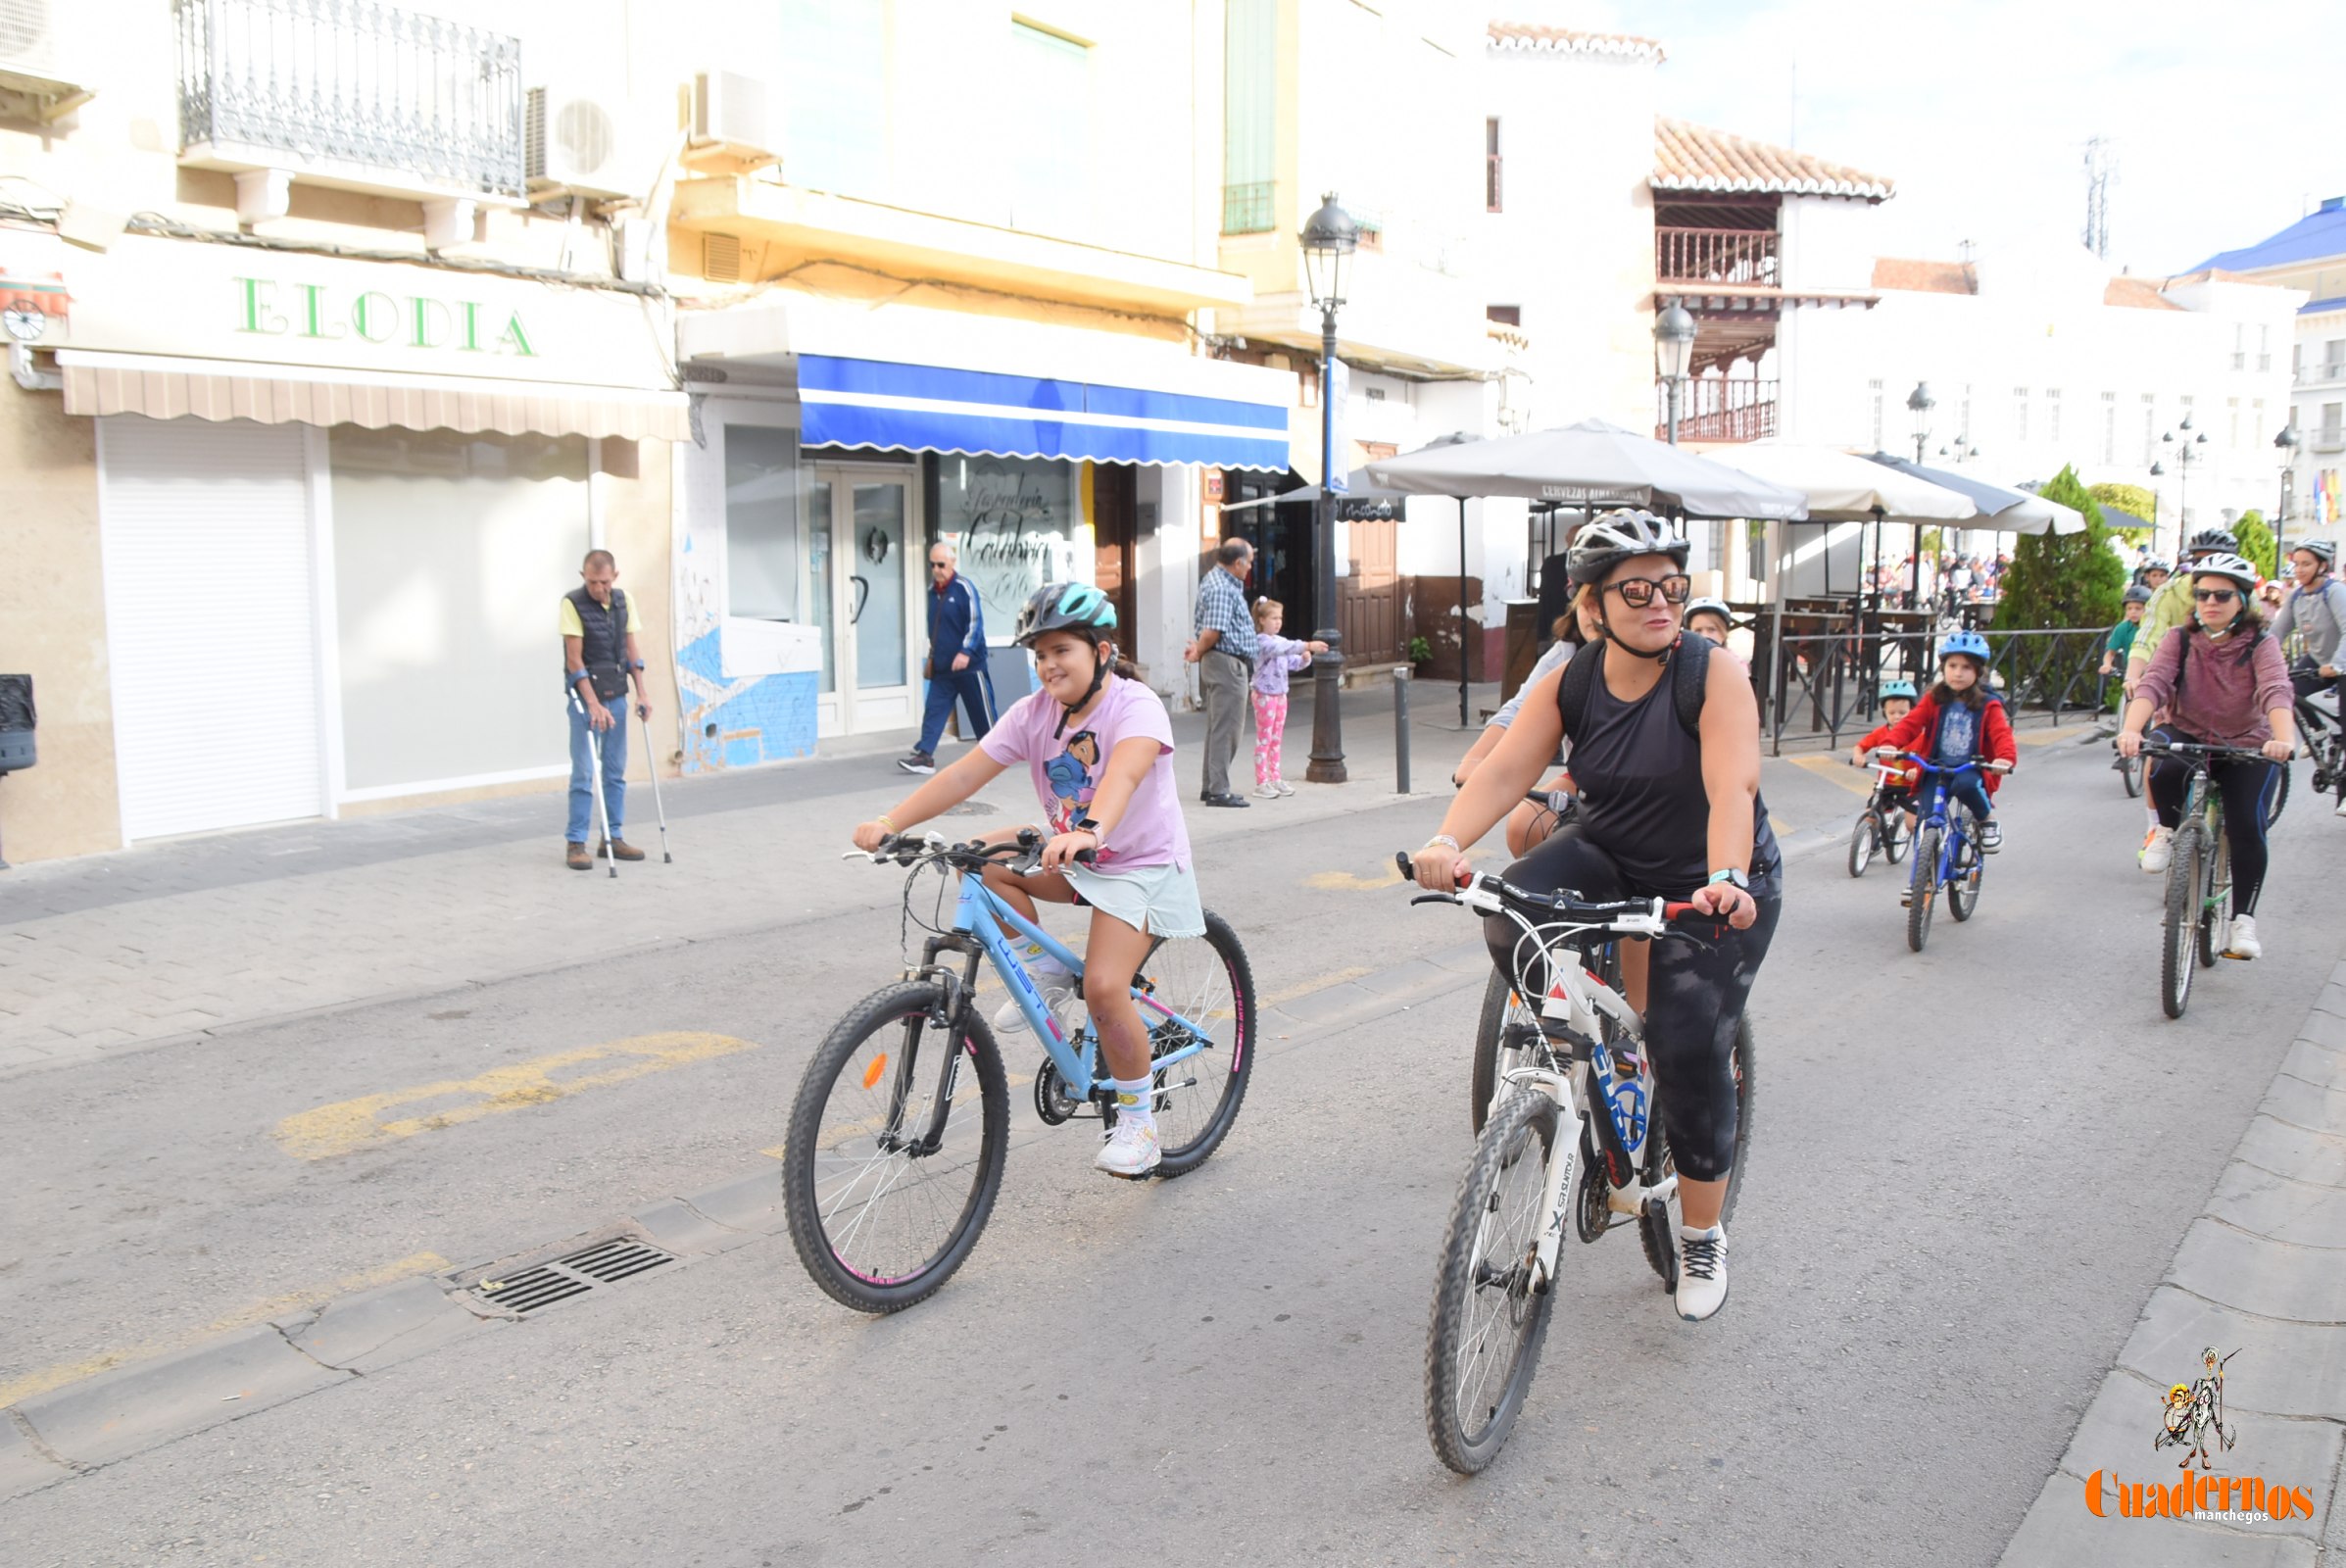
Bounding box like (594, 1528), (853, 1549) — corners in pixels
(562, 550), (655, 872)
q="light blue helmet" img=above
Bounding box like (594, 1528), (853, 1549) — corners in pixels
(1880, 679), (1918, 701)
(1014, 581), (1117, 646)
(1939, 629), (1990, 665)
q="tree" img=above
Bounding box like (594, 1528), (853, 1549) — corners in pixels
(2232, 509), (2278, 580)
(2086, 482), (2159, 544)
(1992, 466), (2127, 630)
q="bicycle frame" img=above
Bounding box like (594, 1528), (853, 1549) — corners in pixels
(1896, 756), (1982, 897)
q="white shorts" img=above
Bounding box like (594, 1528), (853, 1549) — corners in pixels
(1066, 861), (1206, 939)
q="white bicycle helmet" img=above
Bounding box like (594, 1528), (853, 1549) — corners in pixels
(1685, 595), (1734, 626)
(2189, 553), (2258, 593)
(1566, 509), (1688, 587)
(2294, 538), (2336, 565)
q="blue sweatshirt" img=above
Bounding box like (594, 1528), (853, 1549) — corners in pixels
(927, 572), (988, 668)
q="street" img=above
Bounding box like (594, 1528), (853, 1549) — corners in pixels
(4, 710), (2342, 1566)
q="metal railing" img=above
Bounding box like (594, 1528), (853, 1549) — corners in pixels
(1220, 180), (1275, 235)
(1656, 225), (1779, 287)
(176, 0), (525, 200)
(1658, 378), (1779, 443)
(1750, 609), (2112, 755)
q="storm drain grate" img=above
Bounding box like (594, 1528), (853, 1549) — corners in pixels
(474, 1237), (677, 1313)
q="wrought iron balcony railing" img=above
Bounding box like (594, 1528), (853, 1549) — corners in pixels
(175, 0), (525, 201)
(1221, 180), (1275, 236)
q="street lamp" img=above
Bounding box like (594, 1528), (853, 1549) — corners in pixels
(1299, 191), (1357, 785)
(1906, 381), (1935, 464)
(2160, 414), (2209, 552)
(1653, 301), (1695, 445)
(2274, 422), (2300, 558)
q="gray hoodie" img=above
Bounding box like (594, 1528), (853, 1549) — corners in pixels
(2273, 575), (2346, 667)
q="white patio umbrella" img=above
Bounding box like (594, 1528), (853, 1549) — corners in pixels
(1363, 417), (1809, 520)
(1718, 441), (1983, 607)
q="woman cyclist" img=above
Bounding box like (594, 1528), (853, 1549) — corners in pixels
(1411, 510), (1778, 1324)
(852, 583), (1203, 1178)
(2273, 537), (2346, 817)
(2118, 553), (2296, 959)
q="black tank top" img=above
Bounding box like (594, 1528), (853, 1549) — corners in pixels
(1559, 645), (1782, 896)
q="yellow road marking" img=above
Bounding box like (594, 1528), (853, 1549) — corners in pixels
(275, 1033), (758, 1159)
(0, 1251), (448, 1408)
(2019, 723), (2097, 747)
(1786, 754), (1879, 799)
(1307, 846), (1491, 892)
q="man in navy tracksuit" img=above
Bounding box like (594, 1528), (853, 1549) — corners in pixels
(898, 541), (997, 774)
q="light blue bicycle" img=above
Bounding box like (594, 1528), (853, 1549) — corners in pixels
(782, 828), (1255, 1312)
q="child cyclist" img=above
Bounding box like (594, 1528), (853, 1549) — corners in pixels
(1850, 631), (2016, 872)
(852, 583), (1202, 1179)
(1246, 597), (1327, 800)
(1856, 680), (1923, 833)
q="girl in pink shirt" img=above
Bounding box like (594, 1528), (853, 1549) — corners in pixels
(1247, 597), (1327, 799)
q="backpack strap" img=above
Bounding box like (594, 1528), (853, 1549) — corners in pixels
(1555, 634), (1710, 744)
(1556, 637), (1601, 743)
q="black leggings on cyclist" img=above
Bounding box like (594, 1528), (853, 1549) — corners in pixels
(1484, 825), (1779, 1183)
(2146, 725), (2282, 915)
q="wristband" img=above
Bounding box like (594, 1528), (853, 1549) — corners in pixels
(1707, 867), (1750, 891)
(1425, 833), (1462, 853)
(875, 813), (899, 832)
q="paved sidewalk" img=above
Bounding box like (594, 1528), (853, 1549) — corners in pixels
(1998, 954), (2346, 1567)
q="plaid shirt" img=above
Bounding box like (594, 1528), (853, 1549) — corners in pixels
(1194, 565), (1259, 661)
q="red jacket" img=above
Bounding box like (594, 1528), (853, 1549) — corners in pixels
(1858, 691), (2017, 795)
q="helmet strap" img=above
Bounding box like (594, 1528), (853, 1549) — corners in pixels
(1596, 608), (1676, 664)
(1052, 641), (1114, 738)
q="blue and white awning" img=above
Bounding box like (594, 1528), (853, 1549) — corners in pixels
(799, 355), (1290, 471)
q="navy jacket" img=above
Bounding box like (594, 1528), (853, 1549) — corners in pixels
(926, 572), (989, 669)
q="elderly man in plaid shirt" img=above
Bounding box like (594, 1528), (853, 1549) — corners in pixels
(1185, 536), (1258, 808)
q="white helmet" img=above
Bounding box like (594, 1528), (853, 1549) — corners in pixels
(1684, 596), (1734, 625)
(2189, 553), (2258, 593)
(1566, 509), (1688, 587)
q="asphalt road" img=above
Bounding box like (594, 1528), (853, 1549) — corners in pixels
(5, 735), (2340, 1566)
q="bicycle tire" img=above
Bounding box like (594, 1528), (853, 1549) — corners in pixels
(2198, 830), (2231, 970)
(1470, 970), (1544, 1134)
(2268, 759), (2291, 829)
(782, 981), (1010, 1313)
(1883, 812), (1910, 864)
(1846, 811), (1877, 878)
(1637, 1014), (1756, 1282)
(1906, 824), (1941, 954)
(1138, 909), (1256, 1176)
(1947, 831), (1984, 922)
(1425, 1089), (1561, 1476)
(2121, 751), (2143, 799)
(2161, 824), (2202, 1019)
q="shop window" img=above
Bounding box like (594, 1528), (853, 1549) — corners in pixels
(726, 424), (803, 621)
(936, 455), (1085, 639)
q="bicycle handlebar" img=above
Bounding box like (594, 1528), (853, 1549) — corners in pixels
(1870, 749), (2011, 775)
(846, 827), (1097, 871)
(1390, 851), (1714, 937)
(2136, 740), (2273, 763)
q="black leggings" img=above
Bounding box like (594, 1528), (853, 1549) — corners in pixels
(2146, 726), (2282, 915)
(1485, 827), (1780, 1183)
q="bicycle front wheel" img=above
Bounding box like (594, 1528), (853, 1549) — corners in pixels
(1846, 811), (1877, 878)
(1426, 1090), (1561, 1475)
(1138, 909), (1256, 1177)
(783, 981), (1009, 1313)
(2161, 824), (2203, 1019)
(1906, 824), (1941, 954)
(2121, 749), (2143, 799)
(1947, 832), (1984, 922)
(2198, 829), (2232, 969)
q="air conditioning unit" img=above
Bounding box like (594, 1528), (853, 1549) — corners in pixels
(683, 71), (777, 174)
(524, 85), (636, 201)
(0, 0), (92, 122)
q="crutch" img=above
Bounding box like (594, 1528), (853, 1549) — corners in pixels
(638, 703), (672, 862)
(572, 690), (618, 879)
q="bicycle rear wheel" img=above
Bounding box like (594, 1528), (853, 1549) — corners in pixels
(1882, 812), (1910, 863)
(782, 981), (1009, 1313)
(1137, 909), (1255, 1176)
(1846, 811), (1878, 878)
(1426, 1090), (1561, 1475)
(1471, 970), (1548, 1134)
(2161, 824), (2203, 1019)
(1906, 824), (1941, 954)
(1637, 1014), (1756, 1282)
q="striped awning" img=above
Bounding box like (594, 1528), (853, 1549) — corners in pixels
(798, 354), (1290, 470)
(56, 350), (690, 442)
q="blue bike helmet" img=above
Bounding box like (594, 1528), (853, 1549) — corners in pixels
(1015, 582), (1121, 735)
(1939, 629), (1990, 666)
(1880, 679), (1918, 701)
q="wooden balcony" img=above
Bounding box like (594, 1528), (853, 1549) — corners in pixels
(1657, 378), (1779, 443)
(1657, 225), (1779, 287)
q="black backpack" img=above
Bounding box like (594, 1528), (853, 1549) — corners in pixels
(1556, 632), (1714, 744)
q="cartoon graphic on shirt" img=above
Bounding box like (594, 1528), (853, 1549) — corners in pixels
(1043, 730), (1101, 833)
(1938, 705), (1978, 761)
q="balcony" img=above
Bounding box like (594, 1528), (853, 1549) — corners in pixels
(1657, 378), (1779, 443)
(1221, 181), (1275, 236)
(1657, 226), (1779, 288)
(175, 0), (526, 204)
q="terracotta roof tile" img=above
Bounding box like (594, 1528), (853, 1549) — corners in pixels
(1654, 117), (1893, 200)
(2104, 276), (2183, 311)
(1489, 22), (1665, 62)
(1873, 258), (1976, 295)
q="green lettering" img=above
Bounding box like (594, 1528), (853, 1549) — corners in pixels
(296, 282), (342, 340)
(411, 296), (453, 350)
(350, 291), (398, 343)
(234, 276), (286, 334)
(462, 300), (483, 351)
(494, 312), (535, 357)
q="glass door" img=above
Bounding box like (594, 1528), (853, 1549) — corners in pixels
(809, 465), (919, 736)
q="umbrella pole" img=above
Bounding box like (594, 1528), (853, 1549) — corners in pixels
(1458, 497), (1470, 728)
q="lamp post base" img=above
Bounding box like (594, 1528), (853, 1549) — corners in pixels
(1304, 636), (1347, 784)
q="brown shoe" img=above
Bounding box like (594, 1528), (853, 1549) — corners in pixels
(599, 838), (647, 862)
(565, 842), (591, 871)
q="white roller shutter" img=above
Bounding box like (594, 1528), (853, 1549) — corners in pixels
(100, 416), (324, 841)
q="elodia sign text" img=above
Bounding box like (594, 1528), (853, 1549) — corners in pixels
(233, 276), (536, 357)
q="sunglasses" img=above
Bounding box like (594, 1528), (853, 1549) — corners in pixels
(928, 561), (953, 571)
(2192, 588), (2238, 604)
(1601, 574), (1692, 608)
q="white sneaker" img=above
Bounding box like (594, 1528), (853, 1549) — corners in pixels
(1096, 1116), (1161, 1178)
(993, 961), (1079, 1036)
(2140, 826), (2175, 873)
(1252, 783), (1280, 800)
(1272, 779), (1295, 797)
(1674, 1224), (1729, 1321)
(2225, 914), (2262, 959)
(2334, 797), (2346, 818)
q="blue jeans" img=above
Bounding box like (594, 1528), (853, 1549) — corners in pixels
(1939, 768), (1993, 824)
(914, 662), (999, 756)
(567, 696), (628, 844)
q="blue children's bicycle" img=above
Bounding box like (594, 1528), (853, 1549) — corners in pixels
(782, 829), (1255, 1312)
(1868, 749), (2012, 954)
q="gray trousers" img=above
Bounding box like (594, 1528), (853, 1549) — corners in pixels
(1200, 647), (1248, 796)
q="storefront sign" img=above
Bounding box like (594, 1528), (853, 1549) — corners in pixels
(233, 276), (534, 357)
(937, 456), (1084, 635)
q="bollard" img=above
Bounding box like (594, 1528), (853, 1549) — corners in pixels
(1393, 666), (1412, 795)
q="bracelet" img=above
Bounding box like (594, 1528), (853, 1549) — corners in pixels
(875, 813), (899, 832)
(1424, 833), (1462, 853)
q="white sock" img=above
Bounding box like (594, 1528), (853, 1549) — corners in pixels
(1018, 941), (1073, 981)
(1112, 1074), (1156, 1131)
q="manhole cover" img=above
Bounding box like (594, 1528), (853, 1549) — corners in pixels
(940, 800), (998, 817)
(474, 1237), (677, 1313)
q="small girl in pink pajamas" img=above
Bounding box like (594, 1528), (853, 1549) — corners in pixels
(1248, 598), (1326, 799)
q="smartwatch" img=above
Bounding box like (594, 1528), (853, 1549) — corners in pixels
(1707, 867), (1750, 892)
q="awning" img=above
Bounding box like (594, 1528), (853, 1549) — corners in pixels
(798, 354), (1289, 470)
(56, 350), (691, 442)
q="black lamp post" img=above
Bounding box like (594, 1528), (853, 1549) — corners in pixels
(2274, 422), (2300, 558)
(1300, 192), (1357, 785)
(2160, 415), (2209, 552)
(1653, 302), (1694, 445)
(1907, 381), (1934, 464)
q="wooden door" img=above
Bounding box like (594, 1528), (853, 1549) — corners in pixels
(1339, 514), (1400, 665)
(1090, 463), (1138, 640)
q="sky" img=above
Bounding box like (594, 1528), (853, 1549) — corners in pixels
(1563, 0), (2346, 275)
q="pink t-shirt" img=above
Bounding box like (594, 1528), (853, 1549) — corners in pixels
(980, 676), (1193, 871)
